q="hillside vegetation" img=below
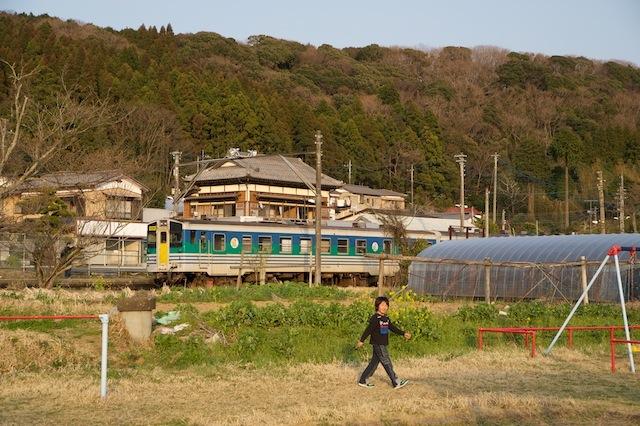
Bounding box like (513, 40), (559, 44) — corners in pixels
(1, 12), (640, 233)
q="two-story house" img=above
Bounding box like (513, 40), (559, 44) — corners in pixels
(333, 184), (406, 218)
(183, 154), (344, 221)
(0, 171), (148, 270)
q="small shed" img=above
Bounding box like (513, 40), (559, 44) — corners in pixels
(408, 234), (640, 302)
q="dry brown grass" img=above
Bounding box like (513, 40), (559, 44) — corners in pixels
(1, 348), (639, 425)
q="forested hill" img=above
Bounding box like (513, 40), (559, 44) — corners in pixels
(1, 12), (640, 232)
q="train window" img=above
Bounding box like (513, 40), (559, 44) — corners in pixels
(383, 240), (392, 254)
(337, 239), (349, 254)
(170, 222), (183, 248)
(356, 239), (366, 255)
(214, 234), (225, 251)
(299, 238), (311, 254)
(321, 238), (331, 254)
(199, 233), (207, 252)
(160, 232), (167, 244)
(147, 225), (157, 247)
(242, 236), (253, 253)
(258, 236), (272, 253)
(280, 237), (292, 254)
(190, 230), (196, 245)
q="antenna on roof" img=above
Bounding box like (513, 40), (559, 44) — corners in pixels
(227, 148), (258, 159)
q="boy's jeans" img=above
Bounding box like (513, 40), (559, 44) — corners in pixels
(358, 344), (398, 386)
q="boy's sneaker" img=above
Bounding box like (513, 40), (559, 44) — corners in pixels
(394, 379), (409, 389)
(357, 381), (374, 388)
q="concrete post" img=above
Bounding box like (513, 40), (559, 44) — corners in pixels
(580, 256), (589, 305)
(484, 257), (491, 303)
(116, 292), (156, 343)
(236, 252), (243, 289)
(377, 257), (385, 296)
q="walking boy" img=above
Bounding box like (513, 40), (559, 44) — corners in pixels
(356, 296), (411, 389)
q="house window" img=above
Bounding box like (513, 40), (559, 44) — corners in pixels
(106, 239), (120, 251)
(258, 236), (272, 253)
(356, 239), (367, 255)
(214, 234), (225, 251)
(300, 238), (311, 254)
(106, 197), (133, 219)
(242, 236), (253, 253)
(321, 238), (331, 254)
(280, 237), (292, 254)
(337, 239), (349, 255)
(383, 240), (392, 254)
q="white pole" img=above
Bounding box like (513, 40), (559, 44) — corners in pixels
(99, 314), (109, 398)
(544, 255), (610, 355)
(613, 254), (635, 373)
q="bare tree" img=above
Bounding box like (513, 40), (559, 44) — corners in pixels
(500, 175), (527, 217)
(4, 184), (147, 288)
(0, 60), (113, 202)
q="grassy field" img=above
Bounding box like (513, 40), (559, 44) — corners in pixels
(1, 284), (640, 425)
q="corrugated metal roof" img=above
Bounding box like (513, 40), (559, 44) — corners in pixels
(193, 155), (343, 188)
(416, 234), (640, 262)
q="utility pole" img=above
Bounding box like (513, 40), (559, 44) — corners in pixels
(484, 187), (490, 238)
(314, 130), (323, 286)
(585, 199), (598, 233)
(410, 164), (414, 206)
(597, 170), (606, 234)
(619, 174), (625, 233)
(492, 153), (499, 224)
(347, 159), (352, 185)
(170, 151), (182, 213)
(454, 153), (467, 229)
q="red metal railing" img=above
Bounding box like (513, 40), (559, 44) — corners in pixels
(0, 315), (98, 321)
(610, 337), (640, 373)
(477, 328), (537, 357)
(478, 325), (640, 359)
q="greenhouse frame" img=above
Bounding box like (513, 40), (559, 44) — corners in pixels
(408, 234), (640, 302)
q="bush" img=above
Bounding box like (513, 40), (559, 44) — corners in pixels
(455, 304), (499, 322)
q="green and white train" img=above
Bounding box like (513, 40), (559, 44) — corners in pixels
(146, 218), (430, 285)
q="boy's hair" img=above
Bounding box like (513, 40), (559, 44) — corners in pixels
(374, 296), (389, 311)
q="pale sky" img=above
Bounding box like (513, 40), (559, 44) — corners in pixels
(3, 0), (639, 65)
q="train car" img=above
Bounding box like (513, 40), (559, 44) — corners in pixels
(146, 218), (406, 285)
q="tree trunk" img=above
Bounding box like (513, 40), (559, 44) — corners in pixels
(633, 210), (638, 234)
(564, 163), (569, 230)
(527, 182), (535, 221)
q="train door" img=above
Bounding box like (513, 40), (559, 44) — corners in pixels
(157, 220), (170, 270)
(198, 231), (209, 269)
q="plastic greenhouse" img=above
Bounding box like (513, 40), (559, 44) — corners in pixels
(408, 234), (640, 302)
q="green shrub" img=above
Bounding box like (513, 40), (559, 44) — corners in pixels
(455, 304), (499, 322)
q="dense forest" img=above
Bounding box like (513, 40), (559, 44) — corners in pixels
(1, 12), (640, 234)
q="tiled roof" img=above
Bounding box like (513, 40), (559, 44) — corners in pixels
(15, 171), (146, 191)
(341, 184), (406, 198)
(191, 155), (343, 188)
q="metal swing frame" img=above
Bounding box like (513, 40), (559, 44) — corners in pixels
(544, 245), (637, 373)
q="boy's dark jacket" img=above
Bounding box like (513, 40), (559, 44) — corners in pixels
(359, 313), (405, 346)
